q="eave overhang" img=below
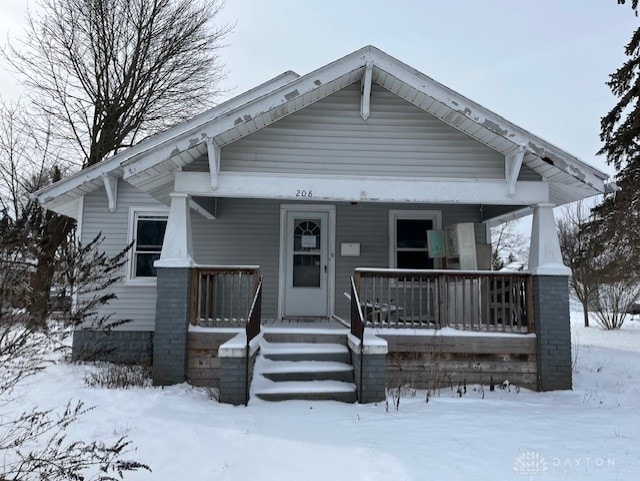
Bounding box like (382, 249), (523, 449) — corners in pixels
(34, 46), (608, 216)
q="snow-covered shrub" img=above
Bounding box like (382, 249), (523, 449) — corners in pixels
(0, 320), (150, 479)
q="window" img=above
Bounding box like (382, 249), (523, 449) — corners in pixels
(292, 219), (322, 287)
(389, 210), (442, 269)
(128, 209), (168, 282)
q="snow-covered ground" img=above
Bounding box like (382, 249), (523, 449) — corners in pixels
(8, 312), (640, 480)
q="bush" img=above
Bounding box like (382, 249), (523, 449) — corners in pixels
(84, 363), (151, 389)
(1, 320), (151, 480)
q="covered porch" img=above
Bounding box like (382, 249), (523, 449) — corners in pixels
(151, 189), (570, 404)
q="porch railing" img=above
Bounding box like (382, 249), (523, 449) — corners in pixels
(244, 276), (263, 406)
(353, 268), (534, 333)
(350, 276), (365, 341)
(246, 276), (263, 342)
(190, 266), (261, 327)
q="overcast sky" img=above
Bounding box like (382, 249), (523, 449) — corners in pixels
(1, 0), (638, 178)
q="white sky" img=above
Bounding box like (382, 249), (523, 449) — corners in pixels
(1, 0), (638, 177)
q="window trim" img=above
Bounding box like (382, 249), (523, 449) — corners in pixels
(126, 206), (169, 285)
(388, 210), (442, 269)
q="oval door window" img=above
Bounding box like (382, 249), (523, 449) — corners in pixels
(293, 219), (321, 287)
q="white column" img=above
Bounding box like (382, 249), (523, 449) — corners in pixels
(155, 193), (195, 268)
(528, 203), (571, 276)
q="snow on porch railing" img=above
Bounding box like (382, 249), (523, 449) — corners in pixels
(190, 266), (261, 327)
(353, 268), (534, 333)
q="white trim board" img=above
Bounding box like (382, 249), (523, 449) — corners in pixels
(174, 171), (550, 205)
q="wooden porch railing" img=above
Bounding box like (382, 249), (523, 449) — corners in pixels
(353, 268), (534, 333)
(190, 266), (261, 327)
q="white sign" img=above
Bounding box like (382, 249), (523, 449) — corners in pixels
(301, 235), (317, 248)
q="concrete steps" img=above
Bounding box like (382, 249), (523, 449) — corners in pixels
(260, 359), (354, 382)
(252, 336), (356, 403)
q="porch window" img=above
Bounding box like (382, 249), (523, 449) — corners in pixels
(389, 210), (442, 269)
(128, 209), (168, 282)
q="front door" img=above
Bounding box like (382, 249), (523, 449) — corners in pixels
(283, 211), (329, 318)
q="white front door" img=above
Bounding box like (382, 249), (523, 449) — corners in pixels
(283, 210), (330, 318)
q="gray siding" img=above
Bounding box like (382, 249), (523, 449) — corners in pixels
(83, 187), (488, 326)
(81, 181), (165, 331)
(190, 199), (484, 320)
(191, 198), (282, 318)
(221, 83), (505, 179)
(333, 203), (483, 318)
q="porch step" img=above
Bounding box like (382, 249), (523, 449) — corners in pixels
(260, 359), (354, 382)
(254, 380), (357, 403)
(252, 338), (356, 403)
(262, 328), (349, 345)
(260, 341), (351, 363)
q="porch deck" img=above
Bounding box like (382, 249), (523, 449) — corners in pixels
(185, 265), (539, 400)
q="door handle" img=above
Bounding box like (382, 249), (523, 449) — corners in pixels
(324, 265), (327, 273)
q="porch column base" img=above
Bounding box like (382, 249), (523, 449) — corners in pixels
(218, 333), (261, 405)
(152, 267), (192, 386)
(348, 334), (388, 403)
(534, 275), (572, 391)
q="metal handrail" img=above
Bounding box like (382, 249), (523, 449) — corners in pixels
(244, 276), (263, 406)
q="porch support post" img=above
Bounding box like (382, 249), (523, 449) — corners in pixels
(528, 203), (570, 276)
(152, 192), (195, 386)
(528, 203), (572, 391)
(156, 193), (195, 268)
(152, 267), (191, 385)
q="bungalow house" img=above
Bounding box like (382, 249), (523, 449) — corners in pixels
(35, 46), (608, 405)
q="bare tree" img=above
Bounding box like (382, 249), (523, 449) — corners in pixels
(558, 201), (598, 327)
(490, 220), (527, 270)
(5, 0), (232, 167)
(0, 100), (75, 325)
(559, 200), (640, 330)
(2, 0), (231, 325)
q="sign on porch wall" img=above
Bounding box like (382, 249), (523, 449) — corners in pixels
(340, 243), (361, 257)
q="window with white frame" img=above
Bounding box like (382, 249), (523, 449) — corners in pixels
(128, 209), (168, 281)
(389, 210), (442, 269)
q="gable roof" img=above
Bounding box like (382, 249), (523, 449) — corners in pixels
(35, 45), (608, 217)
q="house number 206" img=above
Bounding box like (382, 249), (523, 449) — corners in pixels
(296, 189), (312, 198)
